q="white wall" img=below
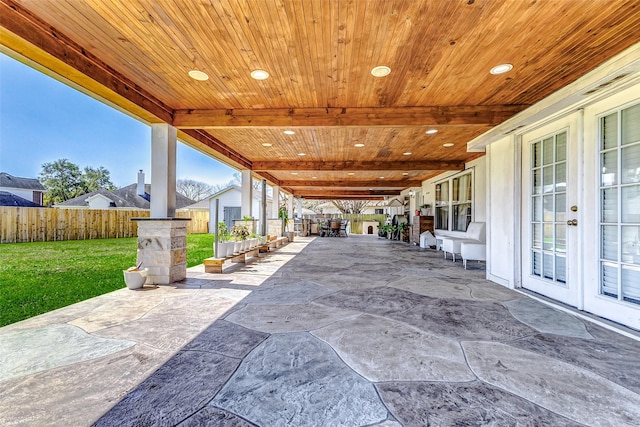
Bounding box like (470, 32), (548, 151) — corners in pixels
(87, 196), (112, 209)
(485, 137), (516, 287)
(208, 190), (241, 233)
(1, 187), (40, 202)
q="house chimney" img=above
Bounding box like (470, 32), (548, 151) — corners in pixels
(137, 170), (145, 196)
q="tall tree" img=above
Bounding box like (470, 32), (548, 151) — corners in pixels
(82, 166), (116, 192)
(331, 200), (370, 214)
(39, 159), (83, 205)
(177, 179), (214, 201)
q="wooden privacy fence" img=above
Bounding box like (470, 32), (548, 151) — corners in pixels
(0, 207), (209, 243)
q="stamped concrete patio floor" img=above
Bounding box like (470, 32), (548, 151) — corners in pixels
(2, 236), (640, 426)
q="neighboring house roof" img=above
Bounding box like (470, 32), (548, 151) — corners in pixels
(0, 172), (45, 191)
(0, 191), (42, 207)
(55, 184), (195, 209)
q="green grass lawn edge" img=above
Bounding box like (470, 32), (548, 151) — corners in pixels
(0, 234), (214, 327)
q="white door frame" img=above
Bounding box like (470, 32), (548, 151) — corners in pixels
(519, 115), (583, 308)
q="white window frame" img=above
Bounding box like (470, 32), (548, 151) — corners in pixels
(597, 100), (640, 306)
(435, 168), (475, 232)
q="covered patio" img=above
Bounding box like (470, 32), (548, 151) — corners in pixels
(1, 235), (639, 426)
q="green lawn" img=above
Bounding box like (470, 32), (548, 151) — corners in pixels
(0, 234), (214, 327)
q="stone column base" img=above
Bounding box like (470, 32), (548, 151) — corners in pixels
(132, 218), (191, 285)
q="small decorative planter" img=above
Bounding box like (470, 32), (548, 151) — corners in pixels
(123, 268), (148, 290)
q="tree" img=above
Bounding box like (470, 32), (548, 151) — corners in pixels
(331, 200), (371, 214)
(81, 166), (115, 193)
(177, 179), (214, 201)
(39, 159), (83, 205)
(39, 159), (116, 206)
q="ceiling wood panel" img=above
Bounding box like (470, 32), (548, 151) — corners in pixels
(3, 0), (640, 199)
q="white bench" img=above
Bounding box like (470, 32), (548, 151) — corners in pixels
(438, 222), (486, 263)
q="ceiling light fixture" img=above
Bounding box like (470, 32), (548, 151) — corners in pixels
(425, 129), (438, 135)
(354, 143), (365, 147)
(348, 172), (355, 176)
(490, 63), (513, 75)
(443, 143), (454, 147)
(379, 176), (385, 179)
(188, 70), (209, 81)
(312, 176), (317, 179)
(250, 69), (270, 80)
(297, 152), (306, 156)
(403, 152), (412, 155)
(291, 172), (298, 175)
(284, 130), (295, 135)
(262, 143), (272, 147)
(370, 66), (391, 77)
(402, 172), (409, 176)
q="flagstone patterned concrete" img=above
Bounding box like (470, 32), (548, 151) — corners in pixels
(1, 235), (639, 427)
(0, 324), (135, 382)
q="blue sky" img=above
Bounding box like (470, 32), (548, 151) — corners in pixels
(0, 53), (237, 189)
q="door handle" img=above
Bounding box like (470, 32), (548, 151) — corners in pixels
(566, 219), (578, 226)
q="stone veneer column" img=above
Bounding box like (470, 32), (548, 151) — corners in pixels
(133, 218), (190, 285)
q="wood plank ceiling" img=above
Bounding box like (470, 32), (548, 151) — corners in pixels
(2, 0), (640, 199)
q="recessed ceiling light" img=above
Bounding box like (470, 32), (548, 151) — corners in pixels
(312, 176), (317, 179)
(443, 143), (454, 147)
(188, 70), (209, 81)
(490, 63), (513, 75)
(425, 129), (438, 134)
(291, 172), (298, 175)
(250, 69), (270, 80)
(297, 152), (306, 156)
(262, 143), (272, 147)
(379, 176), (385, 179)
(348, 172), (355, 175)
(403, 152), (412, 155)
(402, 172), (409, 175)
(284, 130), (295, 135)
(371, 65), (391, 77)
(354, 143), (365, 147)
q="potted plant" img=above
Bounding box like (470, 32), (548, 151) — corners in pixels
(279, 207), (294, 242)
(420, 204), (431, 216)
(231, 224), (250, 252)
(249, 232), (260, 249)
(216, 222), (233, 258)
(123, 262), (148, 290)
(399, 222), (412, 242)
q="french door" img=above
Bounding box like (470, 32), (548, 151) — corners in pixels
(521, 122), (581, 307)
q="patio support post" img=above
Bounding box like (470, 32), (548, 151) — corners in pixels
(241, 169), (252, 219)
(271, 186), (280, 219)
(296, 197), (303, 219)
(132, 123), (189, 285)
(260, 179), (267, 236)
(150, 123), (176, 218)
(287, 194), (294, 231)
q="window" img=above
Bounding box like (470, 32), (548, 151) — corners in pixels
(435, 170), (473, 231)
(599, 102), (640, 305)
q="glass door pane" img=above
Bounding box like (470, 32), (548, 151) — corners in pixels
(600, 102), (640, 306)
(530, 131), (567, 285)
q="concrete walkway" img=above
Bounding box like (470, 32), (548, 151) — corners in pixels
(1, 235), (639, 426)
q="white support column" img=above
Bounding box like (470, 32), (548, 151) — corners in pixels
(132, 123), (187, 286)
(150, 123), (177, 218)
(241, 170), (253, 218)
(260, 179), (267, 235)
(271, 186), (280, 219)
(296, 198), (303, 219)
(287, 194), (294, 231)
